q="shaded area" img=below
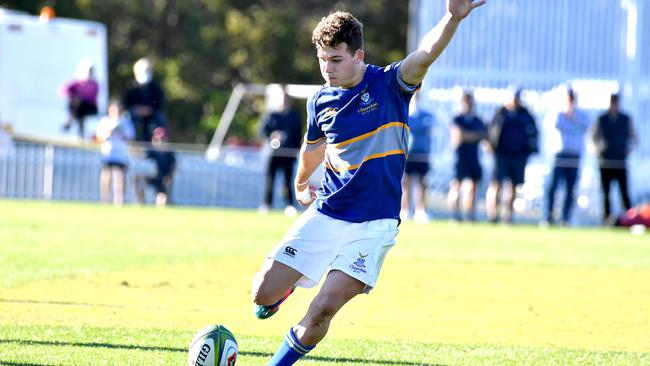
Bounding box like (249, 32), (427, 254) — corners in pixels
(0, 362), (64, 366)
(0, 298), (128, 309)
(0, 339), (444, 366)
(0, 298), (207, 313)
(0, 338), (186, 353)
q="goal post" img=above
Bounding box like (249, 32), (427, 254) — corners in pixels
(205, 83), (320, 160)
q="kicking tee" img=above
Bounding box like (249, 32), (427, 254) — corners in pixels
(305, 62), (417, 223)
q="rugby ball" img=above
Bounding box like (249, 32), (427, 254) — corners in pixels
(188, 324), (238, 366)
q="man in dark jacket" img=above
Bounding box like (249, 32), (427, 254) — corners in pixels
(592, 93), (637, 224)
(123, 58), (166, 142)
(486, 89), (538, 223)
(258, 88), (303, 216)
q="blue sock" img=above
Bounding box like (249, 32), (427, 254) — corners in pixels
(267, 328), (314, 366)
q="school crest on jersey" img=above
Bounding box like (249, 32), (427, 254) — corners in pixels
(358, 91), (379, 115)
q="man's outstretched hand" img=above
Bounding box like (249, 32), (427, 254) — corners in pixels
(448, 0), (486, 21)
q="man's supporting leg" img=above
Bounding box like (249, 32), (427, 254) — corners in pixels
(267, 327), (315, 366)
(268, 270), (365, 365)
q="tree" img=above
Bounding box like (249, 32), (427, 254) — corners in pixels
(1, 0), (408, 143)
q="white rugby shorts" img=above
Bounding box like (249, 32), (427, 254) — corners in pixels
(269, 207), (398, 293)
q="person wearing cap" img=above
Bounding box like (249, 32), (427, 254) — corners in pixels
(123, 58), (166, 142)
(135, 127), (176, 206)
(486, 89), (538, 224)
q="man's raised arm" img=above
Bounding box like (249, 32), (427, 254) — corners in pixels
(400, 0), (486, 86)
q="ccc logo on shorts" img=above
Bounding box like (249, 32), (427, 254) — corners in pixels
(284, 246), (297, 258)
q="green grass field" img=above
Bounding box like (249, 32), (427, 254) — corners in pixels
(1, 200), (649, 366)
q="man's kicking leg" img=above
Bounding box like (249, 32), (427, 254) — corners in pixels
(252, 259), (303, 319)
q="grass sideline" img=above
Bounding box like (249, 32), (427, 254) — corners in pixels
(1, 200), (649, 365)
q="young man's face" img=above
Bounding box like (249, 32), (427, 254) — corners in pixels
(317, 42), (363, 88)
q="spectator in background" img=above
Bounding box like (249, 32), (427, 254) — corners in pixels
(258, 87), (303, 217)
(401, 92), (434, 223)
(542, 89), (590, 227)
(135, 127), (176, 206)
(123, 58), (166, 142)
(447, 91), (485, 222)
(62, 58), (98, 139)
(592, 93), (636, 225)
(96, 99), (135, 205)
(486, 89), (538, 224)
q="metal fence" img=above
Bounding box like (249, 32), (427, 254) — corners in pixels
(0, 138), (266, 208)
(2, 137), (649, 226)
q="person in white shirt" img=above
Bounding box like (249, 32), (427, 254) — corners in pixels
(96, 100), (135, 205)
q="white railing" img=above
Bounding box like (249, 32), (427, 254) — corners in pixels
(1, 136), (648, 225)
(0, 137), (267, 208)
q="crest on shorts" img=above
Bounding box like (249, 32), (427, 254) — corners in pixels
(350, 252), (368, 273)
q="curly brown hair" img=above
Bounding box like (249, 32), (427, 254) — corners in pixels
(311, 11), (364, 55)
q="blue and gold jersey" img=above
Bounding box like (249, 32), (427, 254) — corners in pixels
(305, 62), (417, 223)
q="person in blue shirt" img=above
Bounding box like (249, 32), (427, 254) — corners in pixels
(401, 93), (435, 223)
(447, 91), (485, 221)
(542, 89), (590, 226)
(251, 2), (486, 365)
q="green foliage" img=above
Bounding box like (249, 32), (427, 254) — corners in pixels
(0, 0), (408, 143)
